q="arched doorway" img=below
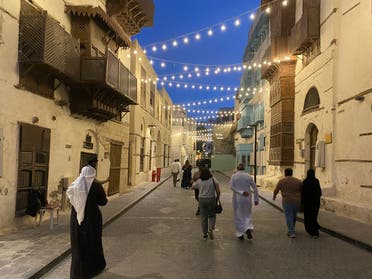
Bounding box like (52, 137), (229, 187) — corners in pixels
(305, 123), (318, 171)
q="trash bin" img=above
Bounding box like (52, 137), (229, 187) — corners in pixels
(152, 170), (156, 182)
(156, 167), (161, 182)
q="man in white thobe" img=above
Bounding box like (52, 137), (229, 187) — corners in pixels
(230, 163), (259, 240)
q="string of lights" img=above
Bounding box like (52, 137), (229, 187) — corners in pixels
(142, 0), (290, 53)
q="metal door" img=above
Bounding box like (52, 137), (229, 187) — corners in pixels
(108, 143), (121, 195)
(16, 123), (50, 214)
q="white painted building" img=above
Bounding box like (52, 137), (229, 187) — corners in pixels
(0, 0), (154, 229)
(290, 0), (372, 224)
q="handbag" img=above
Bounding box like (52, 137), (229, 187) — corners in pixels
(212, 178), (223, 214)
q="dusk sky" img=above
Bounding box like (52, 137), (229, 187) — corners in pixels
(134, 0), (261, 118)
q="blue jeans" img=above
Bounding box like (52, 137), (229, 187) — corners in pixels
(282, 202), (299, 234)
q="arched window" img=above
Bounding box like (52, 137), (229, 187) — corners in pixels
(303, 87), (320, 112)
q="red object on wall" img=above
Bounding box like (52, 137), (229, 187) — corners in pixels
(156, 168), (161, 182)
(152, 170), (156, 182)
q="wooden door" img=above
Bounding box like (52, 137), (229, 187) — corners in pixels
(108, 143), (121, 195)
(16, 123), (50, 214)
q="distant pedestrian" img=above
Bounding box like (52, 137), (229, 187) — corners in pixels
(273, 168), (302, 238)
(302, 169), (322, 238)
(181, 159), (192, 189)
(230, 163), (259, 240)
(192, 168), (220, 239)
(171, 159), (182, 187)
(191, 165), (203, 215)
(67, 155), (108, 279)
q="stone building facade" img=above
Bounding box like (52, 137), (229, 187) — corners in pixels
(261, 0), (372, 224)
(0, 0), (154, 229)
(170, 109), (196, 166)
(234, 12), (270, 177)
(128, 41), (172, 185)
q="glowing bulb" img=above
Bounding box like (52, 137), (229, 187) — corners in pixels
(195, 33), (201, 40)
(208, 29), (213, 36)
(183, 37), (189, 44)
(152, 46), (157, 52)
(150, 60), (153, 65)
(221, 24), (226, 31)
(172, 40), (178, 47)
(265, 7), (271, 14)
(234, 19), (240, 26)
(161, 62), (165, 68)
(183, 65), (188, 71)
(250, 13), (255, 20)
(162, 44), (167, 50)
(282, 0), (288, 7)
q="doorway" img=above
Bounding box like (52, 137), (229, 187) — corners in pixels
(16, 123), (50, 214)
(305, 123), (318, 171)
(108, 143), (122, 195)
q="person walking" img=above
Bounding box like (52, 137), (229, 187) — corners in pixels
(67, 155), (108, 279)
(230, 163), (259, 240)
(191, 165), (203, 215)
(171, 159), (181, 187)
(302, 169), (322, 238)
(273, 168), (302, 238)
(181, 159), (192, 189)
(192, 168), (220, 240)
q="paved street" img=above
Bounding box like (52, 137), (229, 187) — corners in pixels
(44, 173), (372, 279)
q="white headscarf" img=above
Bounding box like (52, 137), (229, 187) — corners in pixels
(66, 165), (96, 225)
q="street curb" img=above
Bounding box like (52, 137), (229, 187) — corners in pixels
(216, 171), (372, 253)
(29, 176), (171, 279)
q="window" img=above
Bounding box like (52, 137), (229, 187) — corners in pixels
(140, 67), (146, 107)
(303, 87), (320, 112)
(149, 82), (155, 114)
(140, 137), (145, 172)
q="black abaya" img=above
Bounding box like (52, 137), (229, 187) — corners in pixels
(70, 181), (108, 279)
(181, 165), (192, 188)
(302, 177), (322, 236)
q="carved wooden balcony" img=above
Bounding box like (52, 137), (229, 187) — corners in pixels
(80, 49), (137, 104)
(289, 7), (320, 55)
(18, 0), (80, 82)
(106, 0), (155, 36)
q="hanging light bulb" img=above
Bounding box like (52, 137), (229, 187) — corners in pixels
(250, 13), (255, 20)
(152, 46), (157, 52)
(161, 62), (166, 68)
(183, 37), (189, 44)
(162, 44), (167, 50)
(282, 0), (288, 7)
(234, 19), (241, 26)
(221, 24), (227, 31)
(207, 29), (213, 36)
(183, 65), (188, 71)
(195, 33), (201, 40)
(150, 59), (154, 65)
(172, 40), (178, 47)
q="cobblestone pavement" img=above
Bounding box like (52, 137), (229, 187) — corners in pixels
(44, 173), (372, 279)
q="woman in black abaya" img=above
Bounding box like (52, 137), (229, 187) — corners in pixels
(67, 157), (108, 278)
(302, 169), (322, 238)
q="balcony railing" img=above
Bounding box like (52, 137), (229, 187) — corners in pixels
(289, 7), (320, 55)
(81, 49), (137, 105)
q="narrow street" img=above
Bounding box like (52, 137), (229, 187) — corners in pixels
(43, 173), (372, 279)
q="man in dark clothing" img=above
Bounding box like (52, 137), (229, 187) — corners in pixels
(68, 155), (108, 278)
(273, 168), (302, 238)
